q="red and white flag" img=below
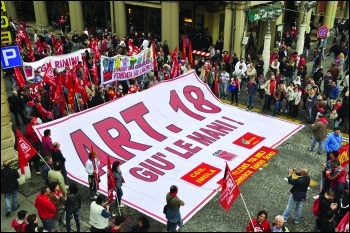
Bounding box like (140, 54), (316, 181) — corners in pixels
(219, 162), (241, 213)
(128, 39), (140, 55)
(336, 211), (349, 232)
(53, 75), (62, 102)
(43, 62), (56, 88)
(171, 46), (180, 78)
(16, 129), (38, 174)
(151, 40), (158, 72)
(189, 40), (194, 68)
(14, 67), (26, 88)
(107, 156), (116, 203)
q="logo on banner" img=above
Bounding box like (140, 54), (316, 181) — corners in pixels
(232, 132), (265, 149)
(18, 138), (31, 157)
(181, 163), (221, 187)
(212, 150), (237, 161)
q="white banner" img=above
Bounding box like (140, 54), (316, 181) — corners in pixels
(100, 48), (154, 84)
(34, 71), (303, 225)
(22, 49), (90, 81)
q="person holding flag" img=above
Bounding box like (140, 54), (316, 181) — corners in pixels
(112, 161), (125, 208)
(85, 150), (100, 200)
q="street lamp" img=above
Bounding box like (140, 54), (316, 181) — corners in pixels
(258, 3), (283, 75)
(295, 1), (316, 55)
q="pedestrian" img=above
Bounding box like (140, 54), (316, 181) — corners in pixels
(309, 114), (328, 154)
(51, 142), (68, 184)
(335, 183), (349, 224)
(110, 215), (126, 232)
(42, 129), (54, 157)
(48, 182), (66, 232)
(26, 214), (45, 232)
(324, 127), (342, 161)
(272, 82), (286, 116)
(89, 195), (111, 232)
(229, 75), (239, 106)
(8, 90), (27, 127)
(11, 210), (28, 232)
(219, 69), (230, 99)
(1, 160), (20, 217)
(42, 156), (53, 186)
(271, 215), (289, 232)
(282, 168), (310, 224)
(63, 183), (81, 232)
(112, 160), (125, 208)
(26, 116), (41, 175)
(246, 77), (257, 111)
(48, 160), (67, 196)
(261, 75), (276, 112)
(246, 210), (271, 232)
(129, 216), (150, 232)
(34, 186), (56, 232)
(165, 185), (185, 232)
(316, 210), (338, 232)
(85, 151), (100, 200)
(325, 159), (347, 202)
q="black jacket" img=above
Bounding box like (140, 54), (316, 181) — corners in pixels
(1, 167), (20, 193)
(51, 149), (66, 164)
(288, 173), (310, 201)
(63, 192), (81, 213)
(319, 195), (334, 218)
(8, 95), (24, 113)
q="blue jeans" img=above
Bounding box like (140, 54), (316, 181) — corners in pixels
(334, 120), (340, 128)
(247, 95), (255, 109)
(66, 209), (80, 232)
(282, 194), (303, 222)
(310, 137), (324, 154)
(273, 100), (282, 115)
(41, 217), (54, 232)
(115, 187), (123, 206)
(4, 190), (19, 212)
(221, 83), (228, 98)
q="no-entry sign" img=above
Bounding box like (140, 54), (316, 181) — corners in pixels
(317, 25), (329, 39)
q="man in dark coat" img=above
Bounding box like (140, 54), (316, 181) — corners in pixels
(52, 142), (68, 184)
(8, 90), (27, 127)
(1, 160), (20, 216)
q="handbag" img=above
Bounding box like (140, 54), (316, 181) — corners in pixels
(56, 203), (65, 213)
(163, 196), (174, 214)
(329, 110), (338, 120)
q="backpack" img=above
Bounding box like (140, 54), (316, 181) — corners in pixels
(312, 198), (320, 216)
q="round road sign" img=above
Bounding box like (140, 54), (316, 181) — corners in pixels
(317, 25), (328, 38)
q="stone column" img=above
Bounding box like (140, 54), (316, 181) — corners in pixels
(305, 10), (312, 33)
(110, 2), (115, 33)
(223, 5), (233, 53)
(114, 1), (127, 38)
(296, 2), (305, 31)
(262, 20), (272, 74)
(33, 1), (48, 27)
(345, 2), (349, 19)
(4, 1), (17, 19)
(69, 1), (84, 33)
(161, 1), (179, 51)
(323, 1), (337, 33)
(232, 2), (246, 59)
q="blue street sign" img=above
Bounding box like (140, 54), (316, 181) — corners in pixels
(1, 45), (22, 69)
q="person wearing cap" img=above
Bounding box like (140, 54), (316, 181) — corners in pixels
(33, 70), (43, 83)
(26, 116), (42, 175)
(8, 90), (27, 127)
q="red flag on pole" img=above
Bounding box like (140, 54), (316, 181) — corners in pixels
(336, 211), (349, 232)
(171, 46), (179, 78)
(91, 145), (100, 190)
(152, 40), (158, 72)
(107, 156), (116, 203)
(51, 34), (56, 48)
(43, 62), (56, 88)
(189, 40), (194, 68)
(91, 60), (99, 86)
(219, 162), (240, 213)
(53, 76), (62, 102)
(128, 39), (141, 55)
(182, 37), (186, 61)
(16, 129), (38, 174)
(14, 67), (26, 88)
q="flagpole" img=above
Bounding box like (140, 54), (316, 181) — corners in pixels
(37, 152), (52, 171)
(239, 193), (254, 230)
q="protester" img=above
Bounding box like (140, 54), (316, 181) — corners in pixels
(129, 216), (150, 232)
(112, 160), (125, 208)
(229, 75), (240, 106)
(34, 186), (56, 232)
(165, 185), (185, 232)
(246, 77), (257, 112)
(26, 116), (42, 175)
(42, 156), (53, 186)
(48, 160), (67, 196)
(325, 159), (347, 202)
(282, 168), (310, 224)
(335, 182), (349, 223)
(48, 182), (66, 232)
(8, 90), (27, 127)
(63, 183), (81, 232)
(110, 215), (126, 232)
(11, 210), (28, 232)
(26, 214), (45, 232)
(42, 129), (54, 157)
(316, 210), (338, 232)
(89, 195), (111, 232)
(271, 215), (289, 232)
(324, 127), (342, 161)
(246, 210), (272, 232)
(309, 114), (328, 154)
(85, 151), (100, 200)
(1, 160), (20, 217)
(51, 142), (68, 184)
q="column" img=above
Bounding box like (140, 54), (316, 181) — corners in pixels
(114, 1), (127, 38)
(4, 1), (17, 19)
(1, 71), (29, 184)
(296, 4), (307, 56)
(232, 2), (246, 59)
(161, 1), (179, 52)
(33, 1), (48, 27)
(223, 5), (233, 53)
(110, 2), (115, 33)
(262, 20), (272, 74)
(305, 9), (312, 33)
(323, 1), (337, 32)
(344, 2), (349, 19)
(296, 2), (306, 31)
(69, 1), (84, 33)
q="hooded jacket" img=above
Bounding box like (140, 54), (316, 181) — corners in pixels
(312, 117), (328, 139)
(324, 132), (342, 152)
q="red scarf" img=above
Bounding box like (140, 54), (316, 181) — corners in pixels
(169, 192), (177, 197)
(333, 103), (342, 110)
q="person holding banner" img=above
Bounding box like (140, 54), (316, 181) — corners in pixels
(1, 160), (20, 217)
(165, 185), (185, 232)
(85, 151), (100, 200)
(112, 161), (125, 208)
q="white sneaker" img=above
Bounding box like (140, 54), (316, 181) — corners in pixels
(119, 203), (125, 208)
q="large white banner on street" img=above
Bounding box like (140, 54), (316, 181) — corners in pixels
(100, 48), (153, 84)
(34, 71), (303, 225)
(22, 49), (89, 81)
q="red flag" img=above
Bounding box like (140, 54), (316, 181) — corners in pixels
(189, 40), (194, 68)
(91, 60), (99, 86)
(55, 39), (64, 55)
(338, 143), (349, 168)
(182, 37), (186, 61)
(67, 70), (75, 106)
(214, 75), (219, 96)
(35, 103), (50, 119)
(219, 162), (240, 213)
(14, 67), (26, 88)
(17, 27), (35, 62)
(107, 156), (116, 203)
(128, 39), (141, 55)
(152, 40), (158, 72)
(171, 47), (179, 78)
(43, 62), (56, 87)
(91, 145), (100, 190)
(51, 34), (56, 48)
(16, 129), (38, 174)
(54, 76), (62, 102)
(82, 56), (91, 85)
(59, 92), (67, 117)
(336, 211), (349, 232)
(35, 39), (45, 55)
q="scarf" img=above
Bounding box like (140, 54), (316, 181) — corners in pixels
(169, 192), (177, 197)
(333, 103), (342, 110)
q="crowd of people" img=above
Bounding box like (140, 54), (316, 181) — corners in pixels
(1, 14), (349, 232)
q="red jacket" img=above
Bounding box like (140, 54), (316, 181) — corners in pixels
(326, 166), (346, 189)
(246, 218), (272, 232)
(11, 218), (28, 232)
(26, 123), (40, 143)
(41, 136), (53, 155)
(34, 193), (56, 219)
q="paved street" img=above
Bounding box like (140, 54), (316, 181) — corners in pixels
(1, 28), (348, 232)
